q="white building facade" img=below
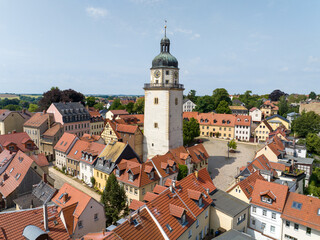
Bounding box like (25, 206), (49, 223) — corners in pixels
(183, 99), (196, 112)
(249, 204), (283, 240)
(143, 29), (183, 161)
(249, 108), (262, 122)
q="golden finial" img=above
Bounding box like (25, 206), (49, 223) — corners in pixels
(164, 20), (167, 37)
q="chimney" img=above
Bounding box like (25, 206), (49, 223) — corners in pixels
(42, 173), (47, 183)
(63, 193), (68, 202)
(169, 184), (173, 193)
(172, 180), (176, 188)
(206, 188), (210, 195)
(194, 170), (198, 179)
(43, 203), (49, 232)
(12, 130), (16, 134)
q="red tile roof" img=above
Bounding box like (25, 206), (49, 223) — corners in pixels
(282, 192), (320, 231)
(251, 179), (288, 212)
(269, 162), (286, 172)
(89, 111), (102, 117)
(143, 192), (159, 202)
(129, 199), (145, 211)
(149, 152), (178, 178)
(187, 144), (209, 164)
(115, 159), (160, 188)
(153, 184), (168, 194)
(197, 112), (236, 127)
(187, 189), (202, 200)
(110, 110), (129, 115)
(81, 133), (102, 142)
(0, 205), (70, 239)
(23, 112), (52, 128)
(183, 111), (199, 120)
(267, 135), (285, 157)
(42, 122), (62, 137)
(169, 146), (190, 165)
(227, 171), (265, 199)
(116, 123), (138, 134)
(169, 203), (186, 218)
(0, 132), (38, 153)
(262, 100), (279, 111)
(196, 168), (217, 193)
(0, 151), (34, 197)
(30, 153), (49, 167)
(234, 114), (252, 126)
(81, 231), (121, 240)
(54, 132), (77, 153)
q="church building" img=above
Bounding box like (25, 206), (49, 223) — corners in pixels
(143, 26), (184, 161)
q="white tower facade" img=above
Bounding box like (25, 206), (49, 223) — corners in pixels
(143, 31), (184, 161)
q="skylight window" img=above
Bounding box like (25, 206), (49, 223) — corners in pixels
(166, 224), (173, 232)
(74, 150), (78, 155)
(132, 219), (140, 227)
(10, 168), (14, 173)
(64, 142), (67, 146)
(58, 193), (64, 200)
(292, 201), (302, 210)
(60, 141), (64, 145)
(318, 208), (320, 215)
(15, 173), (21, 180)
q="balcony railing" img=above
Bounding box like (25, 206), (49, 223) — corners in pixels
(144, 83), (184, 89)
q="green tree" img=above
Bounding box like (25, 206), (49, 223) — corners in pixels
(216, 132), (220, 138)
(4, 104), (21, 111)
(305, 167), (320, 197)
(86, 96), (96, 107)
(28, 103), (39, 112)
(109, 99), (125, 110)
(90, 177), (96, 187)
(183, 118), (200, 145)
(215, 100), (231, 114)
(125, 102), (135, 114)
(306, 133), (320, 155)
(228, 139), (237, 150)
(177, 165), (188, 180)
(278, 95), (289, 117)
(309, 91), (317, 100)
(292, 111), (320, 137)
(187, 90), (197, 103)
(94, 102), (104, 110)
(133, 97), (144, 114)
(194, 95), (215, 113)
(212, 88), (231, 109)
(101, 173), (128, 226)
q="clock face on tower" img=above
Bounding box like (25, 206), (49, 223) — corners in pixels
(154, 70), (161, 78)
(174, 71), (179, 80)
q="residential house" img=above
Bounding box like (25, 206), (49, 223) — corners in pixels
(78, 141), (106, 185)
(0, 131), (38, 155)
(101, 119), (143, 160)
(89, 111), (104, 135)
(281, 156), (314, 184)
(0, 110), (31, 135)
(40, 122), (64, 161)
(260, 100), (279, 118)
(266, 114), (290, 130)
(47, 102), (90, 137)
(255, 135), (286, 162)
(210, 189), (250, 236)
(0, 150), (43, 209)
(66, 139), (105, 179)
(234, 115), (251, 141)
(117, 114), (144, 129)
(105, 109), (129, 120)
(52, 183), (106, 239)
(149, 152), (179, 186)
(115, 158), (160, 203)
(227, 171), (266, 204)
(255, 120), (273, 142)
(13, 180), (56, 210)
(54, 132), (78, 170)
(287, 112), (300, 124)
(80, 133), (105, 144)
(281, 192), (320, 240)
(248, 179), (289, 240)
(183, 111), (199, 121)
(30, 153), (50, 174)
(183, 99), (196, 112)
(249, 107), (262, 123)
(0, 205), (70, 239)
(23, 112), (54, 148)
(284, 141), (307, 158)
(269, 126), (289, 142)
(229, 106), (248, 115)
(198, 112), (235, 139)
(93, 142), (140, 191)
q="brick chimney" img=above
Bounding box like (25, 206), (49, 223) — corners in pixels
(42, 173), (47, 183)
(63, 193), (68, 202)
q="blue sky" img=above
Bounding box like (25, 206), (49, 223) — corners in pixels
(0, 0), (319, 96)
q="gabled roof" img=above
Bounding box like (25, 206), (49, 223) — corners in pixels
(249, 107), (259, 112)
(0, 205), (70, 240)
(150, 152), (178, 178)
(81, 133), (102, 143)
(261, 100), (279, 110)
(183, 111), (199, 121)
(267, 135), (285, 157)
(116, 124), (139, 134)
(187, 144), (209, 164)
(169, 146), (190, 165)
(129, 199), (145, 211)
(227, 171), (265, 200)
(0, 151), (35, 197)
(266, 114), (289, 123)
(110, 110), (129, 115)
(229, 105), (248, 110)
(0, 132), (38, 153)
(269, 162), (286, 171)
(153, 184), (168, 194)
(143, 192), (158, 202)
(23, 112), (52, 128)
(197, 112), (236, 127)
(282, 192), (320, 231)
(251, 179), (288, 212)
(30, 153), (49, 167)
(54, 132), (78, 153)
(196, 168), (217, 193)
(259, 120), (273, 132)
(234, 115), (251, 126)
(169, 203), (186, 218)
(115, 159), (159, 188)
(42, 122), (62, 137)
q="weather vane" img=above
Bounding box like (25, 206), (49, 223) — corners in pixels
(164, 20), (167, 37)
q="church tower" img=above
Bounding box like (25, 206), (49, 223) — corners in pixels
(143, 25), (184, 161)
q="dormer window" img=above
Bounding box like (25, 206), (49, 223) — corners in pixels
(173, 165), (176, 171)
(129, 173), (133, 181)
(181, 213), (186, 225)
(166, 167), (170, 174)
(85, 154), (88, 161)
(198, 197), (203, 207)
(150, 171), (154, 179)
(214, 119), (217, 123)
(261, 196), (272, 204)
(222, 120), (226, 124)
(116, 169), (120, 177)
(82, 153), (84, 159)
(237, 118), (240, 122)
(90, 156), (93, 162)
(205, 119), (208, 123)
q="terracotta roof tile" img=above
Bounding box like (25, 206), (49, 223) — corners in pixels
(54, 132), (77, 153)
(0, 132), (38, 153)
(196, 168), (217, 193)
(234, 114), (252, 126)
(169, 203), (186, 218)
(81, 133), (102, 142)
(153, 184), (168, 194)
(129, 199), (145, 211)
(42, 122), (62, 137)
(0, 205), (70, 240)
(251, 179), (288, 212)
(269, 162), (286, 171)
(150, 152), (179, 178)
(187, 189), (202, 200)
(144, 164), (154, 173)
(116, 124), (138, 134)
(23, 112), (52, 128)
(282, 192), (320, 231)
(30, 153), (49, 167)
(197, 112), (236, 127)
(143, 192), (159, 202)
(183, 112), (199, 120)
(187, 144), (209, 164)
(110, 110), (129, 115)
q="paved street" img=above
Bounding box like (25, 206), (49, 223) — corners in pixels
(49, 166), (101, 202)
(202, 138), (264, 191)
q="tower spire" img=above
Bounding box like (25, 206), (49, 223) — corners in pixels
(164, 20), (167, 37)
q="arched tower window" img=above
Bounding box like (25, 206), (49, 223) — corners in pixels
(154, 98), (159, 104)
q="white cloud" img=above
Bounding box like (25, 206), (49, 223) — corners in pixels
(308, 56), (320, 63)
(174, 28), (200, 40)
(86, 7), (108, 19)
(130, 0), (162, 4)
(249, 32), (272, 40)
(279, 67), (289, 72)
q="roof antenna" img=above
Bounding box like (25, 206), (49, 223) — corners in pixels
(164, 20), (167, 37)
